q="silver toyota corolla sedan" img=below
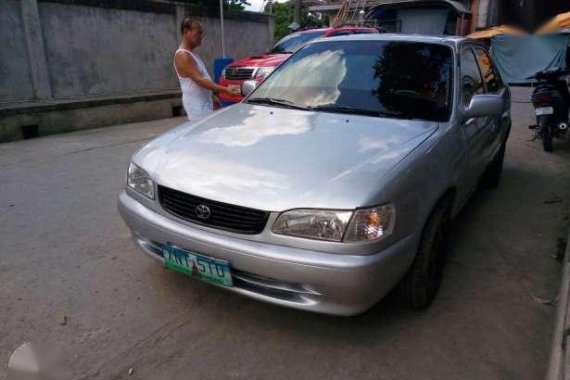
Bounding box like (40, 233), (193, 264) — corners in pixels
(118, 35), (511, 316)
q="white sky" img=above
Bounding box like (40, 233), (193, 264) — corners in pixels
(244, 0), (289, 12)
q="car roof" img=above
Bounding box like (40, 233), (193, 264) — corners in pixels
(297, 26), (377, 34)
(313, 33), (468, 47)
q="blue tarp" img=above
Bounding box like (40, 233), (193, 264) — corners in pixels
(490, 34), (570, 84)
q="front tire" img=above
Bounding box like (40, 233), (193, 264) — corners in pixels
(396, 200), (450, 309)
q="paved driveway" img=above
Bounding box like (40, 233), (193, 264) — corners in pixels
(1, 88), (569, 379)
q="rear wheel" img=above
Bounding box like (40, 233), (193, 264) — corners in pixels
(542, 125), (553, 152)
(396, 200), (450, 309)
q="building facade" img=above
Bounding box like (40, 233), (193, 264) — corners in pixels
(308, 0), (569, 35)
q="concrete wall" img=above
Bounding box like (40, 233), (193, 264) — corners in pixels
(1, 96), (181, 142)
(0, 1), (35, 102)
(0, 0), (272, 142)
(197, 17), (273, 74)
(477, 0), (502, 29)
(38, 2), (179, 98)
(0, 0), (272, 103)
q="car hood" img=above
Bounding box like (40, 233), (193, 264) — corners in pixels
(134, 104), (438, 211)
(230, 54), (290, 68)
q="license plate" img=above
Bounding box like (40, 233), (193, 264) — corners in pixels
(228, 84), (242, 96)
(162, 244), (233, 287)
(536, 107), (554, 115)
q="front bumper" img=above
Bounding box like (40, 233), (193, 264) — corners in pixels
(118, 190), (418, 316)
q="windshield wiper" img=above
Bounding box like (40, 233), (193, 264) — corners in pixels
(307, 105), (386, 117)
(307, 105), (417, 119)
(247, 97), (308, 110)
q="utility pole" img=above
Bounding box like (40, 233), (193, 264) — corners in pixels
(293, 0), (302, 25)
(219, 0), (226, 57)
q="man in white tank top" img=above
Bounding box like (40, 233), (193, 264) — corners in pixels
(174, 18), (239, 120)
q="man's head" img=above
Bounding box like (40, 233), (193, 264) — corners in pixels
(181, 18), (203, 48)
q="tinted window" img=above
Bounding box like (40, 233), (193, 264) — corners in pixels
(473, 47), (504, 93)
(352, 29), (377, 34)
(270, 31), (326, 54)
(330, 31), (351, 36)
(460, 48), (484, 105)
(249, 41), (454, 122)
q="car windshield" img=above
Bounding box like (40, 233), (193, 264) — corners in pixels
(250, 40), (454, 122)
(270, 31), (327, 54)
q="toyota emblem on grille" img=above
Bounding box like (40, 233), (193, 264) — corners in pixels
(195, 204), (211, 219)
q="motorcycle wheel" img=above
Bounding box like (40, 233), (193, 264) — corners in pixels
(542, 125), (553, 152)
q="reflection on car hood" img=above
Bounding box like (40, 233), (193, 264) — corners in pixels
(134, 103), (438, 211)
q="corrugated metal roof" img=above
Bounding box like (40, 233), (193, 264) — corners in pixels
(309, 0), (471, 15)
(368, 0), (471, 14)
(308, 4), (342, 12)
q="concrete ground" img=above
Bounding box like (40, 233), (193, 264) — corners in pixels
(1, 88), (569, 380)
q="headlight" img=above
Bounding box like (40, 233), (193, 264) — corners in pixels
(272, 209), (352, 242)
(343, 204), (395, 242)
(127, 163), (155, 200)
(272, 204), (395, 243)
(256, 66), (276, 78)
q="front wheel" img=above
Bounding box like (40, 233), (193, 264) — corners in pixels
(395, 200), (450, 309)
(542, 125), (553, 152)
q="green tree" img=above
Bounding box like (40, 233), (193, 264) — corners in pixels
(269, 2), (292, 42)
(266, 1), (328, 42)
(223, 0), (251, 11)
(177, 0), (250, 13)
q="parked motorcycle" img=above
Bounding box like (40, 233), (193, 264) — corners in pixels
(528, 67), (570, 152)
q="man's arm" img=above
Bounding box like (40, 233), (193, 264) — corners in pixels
(175, 52), (235, 94)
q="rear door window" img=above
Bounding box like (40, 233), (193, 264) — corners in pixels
(473, 47), (504, 93)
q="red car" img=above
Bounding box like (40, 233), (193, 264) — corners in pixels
(219, 26), (379, 103)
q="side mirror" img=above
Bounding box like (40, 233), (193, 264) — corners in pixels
(464, 93), (504, 119)
(241, 80), (257, 97)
